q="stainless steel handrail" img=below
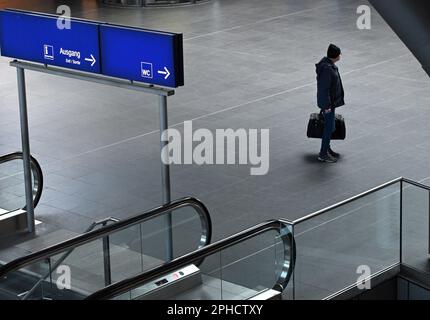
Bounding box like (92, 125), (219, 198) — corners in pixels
(293, 177), (430, 225)
(0, 197), (212, 279)
(402, 177), (430, 191)
(86, 219), (295, 300)
(0, 152), (44, 210)
(292, 177), (403, 225)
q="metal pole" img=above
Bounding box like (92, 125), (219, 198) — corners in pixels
(17, 66), (35, 233)
(102, 235), (112, 286)
(159, 95), (173, 261)
(101, 220), (112, 286)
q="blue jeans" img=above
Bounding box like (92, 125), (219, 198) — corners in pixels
(320, 109), (336, 156)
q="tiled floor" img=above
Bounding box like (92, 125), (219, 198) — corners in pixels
(1, 0), (430, 260)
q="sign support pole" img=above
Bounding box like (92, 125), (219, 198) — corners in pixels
(11, 61), (176, 248)
(16, 66), (35, 233)
(159, 95), (173, 261)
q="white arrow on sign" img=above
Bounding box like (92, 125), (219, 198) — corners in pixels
(85, 54), (96, 67)
(157, 67), (171, 80)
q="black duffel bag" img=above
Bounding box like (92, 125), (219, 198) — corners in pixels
(307, 112), (346, 140)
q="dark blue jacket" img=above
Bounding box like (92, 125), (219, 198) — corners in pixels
(316, 57), (345, 110)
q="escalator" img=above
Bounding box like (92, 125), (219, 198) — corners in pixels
(0, 217), (119, 300)
(0, 152), (43, 234)
(0, 197), (212, 300)
(87, 220), (296, 300)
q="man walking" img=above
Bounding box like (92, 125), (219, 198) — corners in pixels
(315, 44), (345, 163)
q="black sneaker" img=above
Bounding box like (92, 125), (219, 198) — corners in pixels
(318, 153), (337, 163)
(328, 148), (340, 158)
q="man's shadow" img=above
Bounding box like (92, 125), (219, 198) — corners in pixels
(302, 153), (340, 183)
(303, 153), (342, 163)
(303, 153), (320, 164)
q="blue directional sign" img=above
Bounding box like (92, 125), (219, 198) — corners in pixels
(0, 9), (184, 88)
(0, 10), (101, 73)
(100, 25), (184, 88)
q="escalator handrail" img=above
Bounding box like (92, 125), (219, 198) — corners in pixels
(86, 219), (296, 300)
(0, 197), (212, 278)
(0, 152), (44, 209)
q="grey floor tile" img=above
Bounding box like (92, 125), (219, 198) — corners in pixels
(0, 0), (430, 299)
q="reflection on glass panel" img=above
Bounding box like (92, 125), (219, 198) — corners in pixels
(220, 230), (281, 300)
(109, 224), (146, 284)
(401, 182), (430, 273)
(0, 260), (50, 300)
(293, 183), (401, 300)
(172, 206), (206, 257)
(47, 241), (105, 299)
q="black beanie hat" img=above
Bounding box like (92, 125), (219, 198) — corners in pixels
(327, 44), (341, 59)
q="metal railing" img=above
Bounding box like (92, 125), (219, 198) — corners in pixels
(291, 176), (430, 300)
(293, 177), (430, 224)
